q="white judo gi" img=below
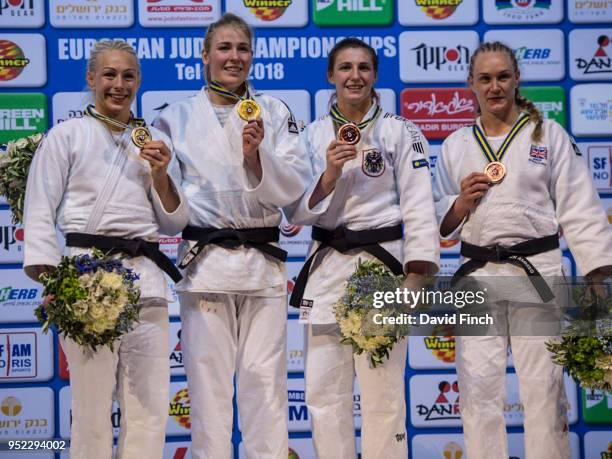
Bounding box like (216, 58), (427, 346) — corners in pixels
(154, 87), (312, 459)
(433, 117), (612, 459)
(23, 116), (189, 459)
(286, 106), (440, 459)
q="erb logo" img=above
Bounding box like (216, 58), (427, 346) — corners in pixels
(0, 332), (36, 379)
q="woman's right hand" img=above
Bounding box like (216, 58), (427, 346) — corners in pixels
(322, 139), (357, 184)
(454, 172), (491, 217)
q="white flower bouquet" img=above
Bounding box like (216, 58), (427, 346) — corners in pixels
(334, 259), (407, 367)
(0, 133), (44, 224)
(35, 249), (141, 351)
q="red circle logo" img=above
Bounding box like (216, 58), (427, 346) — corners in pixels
(0, 40), (29, 82)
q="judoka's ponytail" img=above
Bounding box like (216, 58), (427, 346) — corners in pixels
(468, 41), (543, 143)
(203, 13), (253, 84)
(87, 40), (140, 77)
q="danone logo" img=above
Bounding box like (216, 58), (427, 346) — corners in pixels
(313, 0), (392, 26)
(575, 35), (612, 78)
(416, 380), (461, 422)
(244, 0), (291, 21)
(416, 0), (463, 20)
(0, 40), (29, 82)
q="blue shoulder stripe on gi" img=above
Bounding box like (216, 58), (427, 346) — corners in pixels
(412, 159), (429, 169)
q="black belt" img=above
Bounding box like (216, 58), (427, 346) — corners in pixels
(65, 232), (182, 283)
(452, 234), (559, 302)
(179, 225), (287, 269)
(289, 224), (404, 308)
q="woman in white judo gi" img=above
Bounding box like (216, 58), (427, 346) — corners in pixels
(154, 13), (311, 459)
(286, 38), (440, 459)
(433, 41), (612, 459)
(23, 40), (189, 459)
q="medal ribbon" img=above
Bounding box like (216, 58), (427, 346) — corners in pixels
(472, 113), (530, 163)
(330, 103), (382, 130)
(208, 81), (252, 103)
(85, 105), (146, 130)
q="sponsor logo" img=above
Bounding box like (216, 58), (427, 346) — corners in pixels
(244, 0), (291, 21)
(1, 396), (22, 416)
(495, 0), (551, 18)
(588, 144), (612, 191)
(424, 335), (455, 363)
(582, 389), (612, 424)
(520, 86), (566, 126)
(401, 88), (476, 140)
(288, 389), (307, 422)
(0, 40), (29, 81)
(569, 0), (612, 23)
(0, 0), (36, 19)
(169, 328), (183, 371)
(575, 35), (612, 77)
(412, 44), (470, 72)
(516, 46), (551, 61)
(362, 148), (385, 177)
(0, 93), (47, 143)
(0, 225), (24, 252)
(443, 441), (464, 459)
(139, 0), (219, 27)
(169, 388), (190, 429)
(416, 380), (461, 422)
(416, 0), (462, 19)
(313, 0), (392, 26)
(0, 390), (52, 436)
(0, 332), (35, 379)
(0, 287), (37, 303)
(280, 223), (302, 237)
(50, 0), (133, 28)
(288, 447), (299, 459)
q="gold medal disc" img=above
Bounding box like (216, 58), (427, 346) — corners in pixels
(131, 126), (152, 148)
(338, 123), (361, 145)
(237, 100), (261, 121)
(484, 161), (507, 184)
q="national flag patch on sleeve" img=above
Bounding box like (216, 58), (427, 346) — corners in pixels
(412, 159), (429, 169)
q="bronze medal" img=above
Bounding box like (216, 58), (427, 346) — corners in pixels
(131, 126), (152, 148)
(338, 123), (361, 145)
(237, 99), (261, 121)
(484, 161), (506, 184)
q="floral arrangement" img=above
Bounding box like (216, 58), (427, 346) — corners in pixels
(547, 284), (612, 391)
(334, 259), (407, 367)
(35, 249), (141, 351)
(0, 133), (44, 224)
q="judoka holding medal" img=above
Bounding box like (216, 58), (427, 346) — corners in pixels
(154, 13), (311, 459)
(286, 38), (439, 459)
(433, 41), (612, 459)
(23, 40), (189, 459)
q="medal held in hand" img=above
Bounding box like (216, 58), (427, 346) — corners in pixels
(330, 102), (381, 146)
(338, 123), (361, 145)
(473, 113), (530, 185)
(209, 81), (261, 121)
(237, 99), (261, 122)
(484, 161), (506, 184)
(85, 105), (151, 149)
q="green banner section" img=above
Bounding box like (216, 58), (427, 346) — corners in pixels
(0, 93), (48, 144)
(521, 86), (566, 128)
(582, 388), (612, 424)
(313, 0), (393, 26)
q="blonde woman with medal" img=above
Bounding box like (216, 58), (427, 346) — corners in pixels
(22, 40), (188, 459)
(433, 41), (612, 459)
(286, 38), (439, 459)
(154, 13), (311, 459)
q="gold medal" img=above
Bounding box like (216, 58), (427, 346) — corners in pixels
(131, 126), (152, 148)
(338, 123), (361, 145)
(237, 99), (261, 121)
(484, 161), (506, 184)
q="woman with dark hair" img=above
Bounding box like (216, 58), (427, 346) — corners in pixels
(154, 13), (311, 459)
(23, 40), (188, 459)
(287, 37), (439, 458)
(433, 41), (612, 459)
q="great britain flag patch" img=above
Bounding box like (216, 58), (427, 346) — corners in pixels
(529, 145), (548, 165)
